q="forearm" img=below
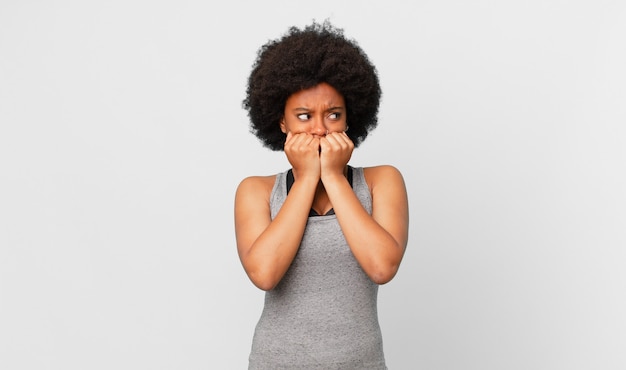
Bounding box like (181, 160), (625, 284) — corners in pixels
(243, 177), (318, 290)
(323, 174), (405, 284)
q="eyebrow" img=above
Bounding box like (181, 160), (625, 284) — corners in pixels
(292, 106), (345, 112)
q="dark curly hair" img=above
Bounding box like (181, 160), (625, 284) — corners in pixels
(243, 20), (382, 151)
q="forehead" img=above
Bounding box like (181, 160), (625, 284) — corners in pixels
(286, 83), (345, 107)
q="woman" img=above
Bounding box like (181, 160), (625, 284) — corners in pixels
(235, 21), (409, 369)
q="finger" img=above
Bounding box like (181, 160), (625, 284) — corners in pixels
(310, 137), (321, 152)
(332, 130), (352, 143)
(319, 136), (331, 152)
(300, 133), (316, 147)
(333, 131), (354, 149)
(288, 132), (306, 146)
(323, 132), (347, 149)
(289, 133), (318, 153)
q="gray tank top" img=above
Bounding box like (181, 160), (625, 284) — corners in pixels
(248, 167), (387, 369)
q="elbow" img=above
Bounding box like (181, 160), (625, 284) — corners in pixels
(252, 279), (278, 292)
(247, 268), (281, 291)
(241, 253), (284, 291)
(369, 264), (399, 285)
(369, 240), (406, 285)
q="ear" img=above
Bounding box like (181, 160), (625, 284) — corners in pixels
(280, 118), (287, 133)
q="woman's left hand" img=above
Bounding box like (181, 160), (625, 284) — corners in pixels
(320, 131), (354, 181)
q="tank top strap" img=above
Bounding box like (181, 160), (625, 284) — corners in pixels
(285, 166), (355, 217)
(285, 165), (354, 193)
(270, 166), (371, 219)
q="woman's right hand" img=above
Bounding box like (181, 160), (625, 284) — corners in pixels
(284, 131), (321, 181)
(236, 131), (322, 291)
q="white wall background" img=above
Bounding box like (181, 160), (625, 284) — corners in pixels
(1, 1), (625, 369)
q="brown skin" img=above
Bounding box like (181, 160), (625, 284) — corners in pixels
(235, 83), (409, 291)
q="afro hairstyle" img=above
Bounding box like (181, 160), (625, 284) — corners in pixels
(242, 20), (382, 151)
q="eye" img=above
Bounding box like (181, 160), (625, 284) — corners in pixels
(297, 113), (310, 121)
(328, 112), (341, 120)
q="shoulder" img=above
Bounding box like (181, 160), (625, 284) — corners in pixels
(362, 165), (405, 188)
(235, 175), (278, 219)
(236, 174), (277, 195)
(361, 165), (408, 219)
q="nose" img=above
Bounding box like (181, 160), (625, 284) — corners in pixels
(311, 116), (327, 136)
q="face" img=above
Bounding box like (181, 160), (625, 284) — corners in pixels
(280, 83), (347, 137)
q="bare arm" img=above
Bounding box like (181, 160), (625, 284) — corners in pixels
(321, 133), (409, 284)
(234, 132), (321, 291)
(235, 175), (318, 290)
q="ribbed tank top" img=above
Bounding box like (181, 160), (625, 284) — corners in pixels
(248, 167), (387, 370)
